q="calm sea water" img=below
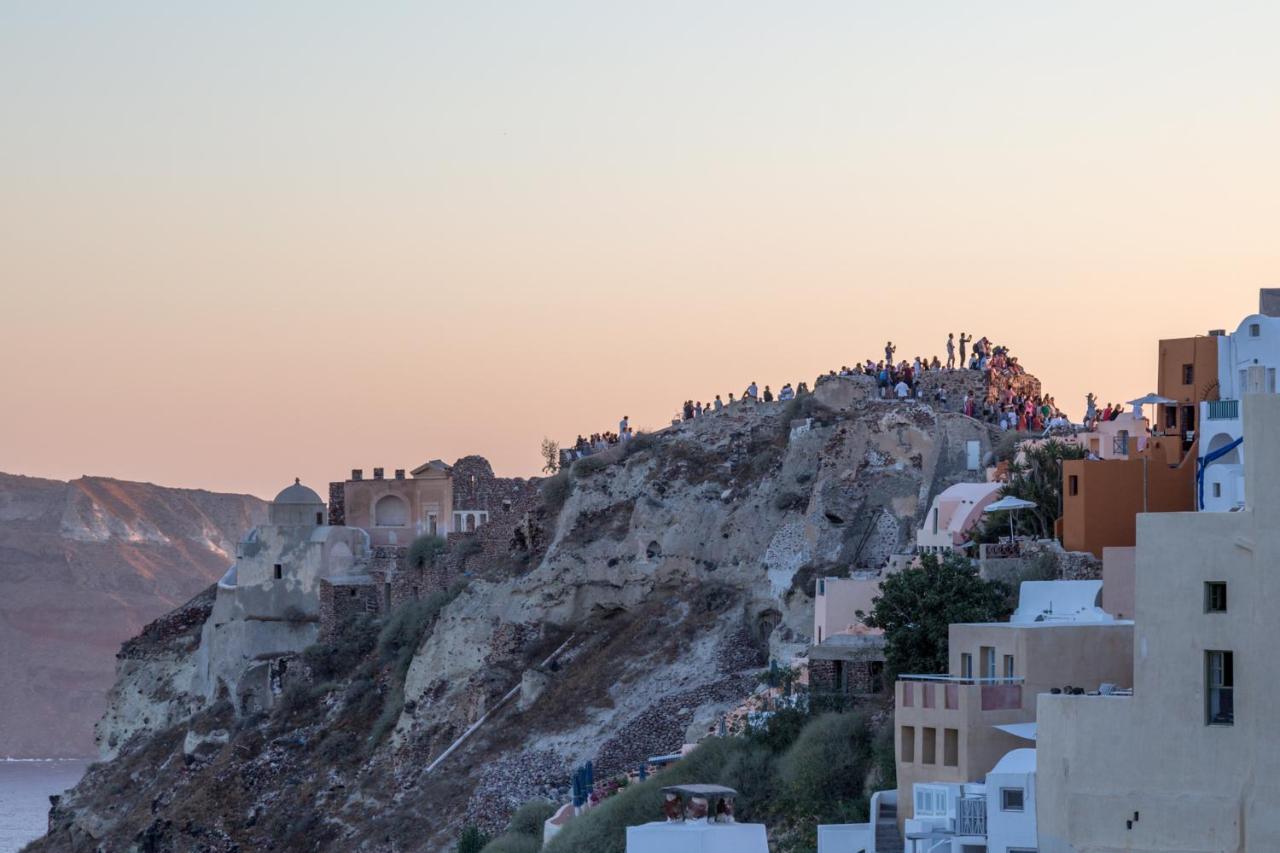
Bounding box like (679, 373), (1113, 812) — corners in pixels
(0, 760), (88, 853)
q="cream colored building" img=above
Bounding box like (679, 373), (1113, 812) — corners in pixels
(813, 575), (883, 644)
(916, 481), (1003, 555)
(339, 461), (453, 547)
(894, 581), (1132, 827)
(1037, 393), (1280, 852)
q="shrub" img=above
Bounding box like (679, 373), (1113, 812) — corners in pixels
(571, 454), (611, 479)
(407, 534), (447, 569)
(479, 835), (541, 853)
(457, 825), (491, 853)
(777, 712), (873, 820)
(505, 799), (557, 837)
(302, 613), (380, 681)
(540, 469), (572, 516)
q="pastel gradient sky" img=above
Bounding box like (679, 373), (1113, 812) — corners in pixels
(3, 2), (1278, 498)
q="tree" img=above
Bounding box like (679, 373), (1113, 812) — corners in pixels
(541, 437), (560, 474)
(859, 552), (1010, 677)
(985, 439), (1086, 540)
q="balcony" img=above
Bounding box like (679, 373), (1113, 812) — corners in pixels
(898, 676), (1025, 712)
(955, 796), (987, 836)
(1207, 399), (1240, 421)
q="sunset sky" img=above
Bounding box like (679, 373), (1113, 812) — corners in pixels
(3, 2), (1278, 498)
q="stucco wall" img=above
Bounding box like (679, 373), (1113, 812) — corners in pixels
(1037, 395), (1280, 852)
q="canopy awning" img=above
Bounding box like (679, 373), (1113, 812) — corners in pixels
(983, 496), (1038, 513)
(994, 722), (1037, 741)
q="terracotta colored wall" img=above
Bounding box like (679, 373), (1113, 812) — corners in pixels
(1156, 336), (1219, 440)
(1062, 444), (1194, 558)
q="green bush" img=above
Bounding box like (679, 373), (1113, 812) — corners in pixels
(571, 454), (611, 479)
(457, 825), (491, 853)
(302, 613), (380, 681)
(479, 835), (541, 853)
(377, 585), (464, 680)
(408, 534), (448, 569)
(506, 799), (557, 837)
(777, 712), (873, 820)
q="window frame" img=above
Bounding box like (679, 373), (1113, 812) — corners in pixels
(1206, 649), (1234, 726)
(914, 784), (949, 819)
(1205, 581), (1227, 613)
(1000, 787), (1025, 812)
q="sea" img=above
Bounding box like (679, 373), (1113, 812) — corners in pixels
(0, 759), (89, 853)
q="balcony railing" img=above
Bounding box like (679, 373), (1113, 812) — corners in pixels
(956, 796), (987, 836)
(898, 675), (1025, 685)
(898, 676), (1024, 712)
(1207, 399), (1240, 421)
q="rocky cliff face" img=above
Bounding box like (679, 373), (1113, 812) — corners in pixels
(0, 473), (265, 757)
(32, 381), (1004, 851)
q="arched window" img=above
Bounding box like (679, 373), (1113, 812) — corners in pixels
(374, 495), (409, 527)
(466, 513), (477, 533)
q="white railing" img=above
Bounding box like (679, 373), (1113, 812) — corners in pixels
(898, 674), (1024, 685)
(956, 796), (987, 836)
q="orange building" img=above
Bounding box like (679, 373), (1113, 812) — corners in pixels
(1155, 335), (1221, 448)
(1060, 435), (1194, 558)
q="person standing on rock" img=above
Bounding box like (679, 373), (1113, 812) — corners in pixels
(746, 381), (758, 400)
(763, 386), (774, 402)
(946, 333), (956, 369)
(714, 395), (724, 412)
(885, 341), (896, 364)
(620, 415), (629, 435)
(959, 332), (972, 365)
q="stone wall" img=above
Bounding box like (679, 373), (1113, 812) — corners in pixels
(327, 482), (346, 526)
(451, 455), (539, 514)
(317, 579), (379, 638)
(808, 658), (885, 695)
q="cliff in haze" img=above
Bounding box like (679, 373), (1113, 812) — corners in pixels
(31, 373), (1025, 852)
(0, 473), (266, 757)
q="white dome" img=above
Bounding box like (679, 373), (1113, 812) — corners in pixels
(273, 478), (323, 505)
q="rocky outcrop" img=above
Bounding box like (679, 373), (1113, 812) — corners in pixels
(31, 388), (1016, 850)
(0, 473), (264, 757)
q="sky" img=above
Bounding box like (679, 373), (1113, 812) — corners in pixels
(2, 2), (1278, 498)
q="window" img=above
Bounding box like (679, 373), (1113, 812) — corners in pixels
(1068, 475), (1079, 496)
(348, 588), (357, 598)
(901, 726), (915, 762)
(1001, 788), (1025, 812)
(944, 728), (959, 766)
(1205, 582), (1227, 613)
(961, 653), (973, 680)
(1207, 650), (1234, 725)
(1270, 368), (1277, 394)
(1003, 654), (1015, 679)
(1213, 483), (1222, 498)
(914, 785), (948, 818)
(1164, 406), (1178, 429)
(922, 727), (937, 764)
(315, 511), (324, 526)
(981, 646), (995, 678)
(818, 578), (826, 596)
(932, 508), (939, 535)
(273, 563), (283, 580)
(1250, 323), (1261, 337)
(1182, 363), (1194, 384)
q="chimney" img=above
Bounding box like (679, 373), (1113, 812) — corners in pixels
(394, 469), (406, 480)
(351, 469), (363, 481)
(1260, 288), (1280, 318)
(373, 467), (385, 480)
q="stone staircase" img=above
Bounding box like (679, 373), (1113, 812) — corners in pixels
(875, 801), (902, 853)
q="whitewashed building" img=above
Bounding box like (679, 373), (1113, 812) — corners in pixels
(1198, 289), (1280, 511)
(903, 748), (1037, 853)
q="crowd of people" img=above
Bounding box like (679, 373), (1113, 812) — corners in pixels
(561, 332), (1100, 452)
(1082, 393), (1128, 430)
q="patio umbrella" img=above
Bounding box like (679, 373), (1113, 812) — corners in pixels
(1126, 393), (1178, 420)
(983, 495), (1038, 540)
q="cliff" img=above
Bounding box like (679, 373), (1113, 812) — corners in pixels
(0, 473), (265, 757)
(32, 379), (1007, 850)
